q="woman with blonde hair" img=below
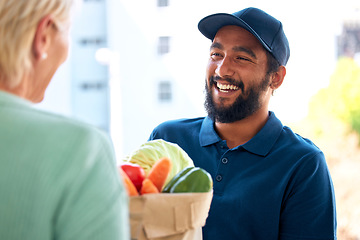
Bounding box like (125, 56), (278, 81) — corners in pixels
(0, 0), (129, 239)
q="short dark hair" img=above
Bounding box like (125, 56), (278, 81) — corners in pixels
(265, 50), (281, 75)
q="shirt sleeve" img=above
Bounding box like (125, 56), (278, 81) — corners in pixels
(54, 129), (130, 240)
(279, 151), (337, 240)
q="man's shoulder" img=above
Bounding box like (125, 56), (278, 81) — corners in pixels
(280, 125), (323, 157)
(150, 117), (206, 141)
(155, 117), (206, 130)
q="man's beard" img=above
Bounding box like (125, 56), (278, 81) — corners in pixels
(204, 75), (270, 123)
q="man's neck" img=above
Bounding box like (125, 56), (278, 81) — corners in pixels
(214, 109), (269, 149)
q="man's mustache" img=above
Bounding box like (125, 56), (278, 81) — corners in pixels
(209, 76), (244, 92)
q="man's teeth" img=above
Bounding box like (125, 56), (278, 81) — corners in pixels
(216, 82), (239, 91)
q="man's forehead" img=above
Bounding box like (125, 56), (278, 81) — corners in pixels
(212, 26), (264, 51)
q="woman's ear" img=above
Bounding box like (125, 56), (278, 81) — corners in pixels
(270, 66), (286, 90)
(32, 15), (54, 61)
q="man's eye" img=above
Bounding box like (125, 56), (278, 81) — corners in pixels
(236, 56), (251, 62)
(211, 52), (222, 59)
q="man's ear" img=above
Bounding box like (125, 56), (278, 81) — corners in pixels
(32, 15), (54, 61)
(270, 66), (286, 90)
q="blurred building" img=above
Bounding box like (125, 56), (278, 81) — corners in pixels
(38, 0), (213, 158)
(106, 0), (215, 158)
(337, 4), (360, 60)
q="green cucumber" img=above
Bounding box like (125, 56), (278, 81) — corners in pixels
(169, 167), (213, 193)
(162, 166), (194, 193)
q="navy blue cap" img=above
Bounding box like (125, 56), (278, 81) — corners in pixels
(198, 7), (290, 66)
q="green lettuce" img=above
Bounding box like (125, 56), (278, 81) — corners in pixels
(122, 139), (194, 186)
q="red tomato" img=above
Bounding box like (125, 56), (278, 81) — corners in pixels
(121, 163), (145, 192)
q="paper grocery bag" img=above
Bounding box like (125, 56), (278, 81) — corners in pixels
(129, 191), (213, 240)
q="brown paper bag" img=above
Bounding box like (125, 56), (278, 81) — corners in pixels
(129, 191), (213, 240)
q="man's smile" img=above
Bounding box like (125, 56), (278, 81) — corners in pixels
(210, 76), (244, 95)
(216, 82), (240, 92)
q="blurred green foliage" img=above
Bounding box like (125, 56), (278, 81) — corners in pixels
(308, 57), (360, 136)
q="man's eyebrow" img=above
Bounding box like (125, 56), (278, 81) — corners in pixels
(210, 42), (257, 59)
(210, 42), (223, 50)
(232, 46), (257, 59)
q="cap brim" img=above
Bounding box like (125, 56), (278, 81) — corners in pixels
(198, 13), (271, 52)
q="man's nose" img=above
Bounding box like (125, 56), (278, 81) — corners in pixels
(215, 57), (235, 78)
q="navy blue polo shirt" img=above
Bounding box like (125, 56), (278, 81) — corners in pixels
(149, 112), (337, 240)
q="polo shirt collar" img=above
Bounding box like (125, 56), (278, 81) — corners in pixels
(199, 116), (222, 146)
(199, 111), (283, 156)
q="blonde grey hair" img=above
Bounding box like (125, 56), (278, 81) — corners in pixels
(0, 0), (78, 88)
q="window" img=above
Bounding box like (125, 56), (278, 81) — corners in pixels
(79, 37), (106, 46)
(337, 23), (360, 58)
(158, 36), (170, 55)
(158, 81), (172, 102)
(158, 0), (169, 7)
(80, 81), (106, 91)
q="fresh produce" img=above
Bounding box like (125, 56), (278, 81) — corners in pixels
(147, 157), (172, 192)
(121, 163), (145, 192)
(120, 157), (172, 195)
(119, 162), (213, 195)
(122, 139), (194, 186)
(162, 167), (213, 193)
(140, 179), (159, 195)
(118, 167), (139, 196)
(118, 140), (213, 196)
(162, 166), (194, 193)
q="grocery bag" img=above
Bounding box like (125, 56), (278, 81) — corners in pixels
(129, 191), (213, 240)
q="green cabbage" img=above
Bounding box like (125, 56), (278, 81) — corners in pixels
(122, 139), (194, 186)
